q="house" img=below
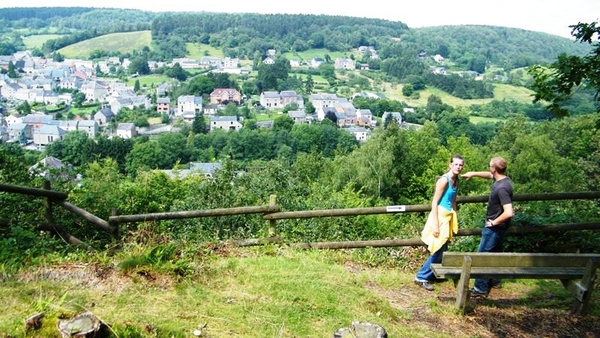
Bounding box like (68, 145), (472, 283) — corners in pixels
(209, 88), (241, 106)
(161, 162), (223, 179)
(260, 90), (304, 110)
(7, 123), (32, 142)
(288, 110), (307, 124)
(382, 112), (403, 126)
(260, 91), (282, 109)
(58, 120), (79, 133)
(80, 80), (109, 102)
(4, 113), (23, 126)
(28, 156), (71, 180)
(157, 97), (171, 114)
(203, 104), (219, 115)
(263, 57), (275, 65)
(156, 82), (171, 97)
(199, 57), (222, 68)
(310, 58), (325, 68)
(209, 116), (242, 131)
(280, 90), (304, 109)
(359, 63), (370, 71)
(434, 54), (445, 63)
(289, 58), (301, 68)
(77, 120), (98, 138)
(345, 127), (370, 142)
(94, 106), (115, 127)
(116, 123), (137, 139)
(223, 57), (239, 69)
(356, 109), (373, 127)
(22, 114), (54, 131)
(176, 95), (202, 118)
(334, 58), (355, 70)
(33, 124), (67, 146)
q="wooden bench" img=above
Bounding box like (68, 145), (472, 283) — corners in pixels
(430, 252), (599, 315)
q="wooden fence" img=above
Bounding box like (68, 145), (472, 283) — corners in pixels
(1, 182), (600, 250)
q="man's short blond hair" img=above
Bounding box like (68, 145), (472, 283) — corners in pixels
(490, 157), (507, 174)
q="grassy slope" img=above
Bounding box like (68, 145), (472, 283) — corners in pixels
(58, 31), (152, 59)
(1, 247), (597, 337)
(22, 34), (64, 50)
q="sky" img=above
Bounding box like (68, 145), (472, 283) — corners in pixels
(3, 0), (600, 39)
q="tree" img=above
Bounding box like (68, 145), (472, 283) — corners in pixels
(529, 21), (600, 117)
(133, 79), (141, 93)
(7, 61), (17, 78)
(305, 74), (314, 94)
(192, 112), (207, 134)
(402, 84), (414, 97)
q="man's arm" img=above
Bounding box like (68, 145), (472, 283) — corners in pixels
(461, 171), (493, 180)
(488, 203), (514, 227)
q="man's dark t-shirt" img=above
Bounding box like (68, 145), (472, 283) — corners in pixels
(485, 177), (513, 228)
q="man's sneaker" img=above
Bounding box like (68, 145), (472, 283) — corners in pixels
(414, 279), (434, 291)
(470, 287), (488, 298)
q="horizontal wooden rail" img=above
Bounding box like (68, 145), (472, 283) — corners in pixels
(234, 222), (600, 249)
(0, 183), (68, 200)
(264, 192), (600, 220)
(109, 205), (281, 224)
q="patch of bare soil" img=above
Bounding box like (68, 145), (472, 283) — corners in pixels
(361, 268), (600, 338)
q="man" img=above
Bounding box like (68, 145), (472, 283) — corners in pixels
(461, 156), (514, 298)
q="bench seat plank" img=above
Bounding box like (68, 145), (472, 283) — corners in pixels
(439, 252), (600, 268)
(431, 265), (585, 280)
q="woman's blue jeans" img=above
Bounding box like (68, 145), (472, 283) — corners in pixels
(416, 242), (448, 281)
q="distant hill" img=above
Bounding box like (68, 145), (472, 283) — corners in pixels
(409, 25), (590, 69)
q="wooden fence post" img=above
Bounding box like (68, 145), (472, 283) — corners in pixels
(269, 195), (277, 236)
(43, 180), (54, 225)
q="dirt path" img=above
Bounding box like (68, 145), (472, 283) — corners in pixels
(363, 274), (600, 337)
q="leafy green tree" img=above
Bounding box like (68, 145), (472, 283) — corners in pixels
(192, 112), (207, 134)
(7, 61), (17, 78)
(17, 101), (31, 114)
(305, 74), (314, 94)
(128, 56), (150, 75)
(529, 21), (600, 117)
(133, 79), (141, 93)
(402, 84), (414, 97)
(273, 115), (295, 133)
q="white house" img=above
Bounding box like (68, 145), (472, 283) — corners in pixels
(209, 116), (242, 132)
(177, 95), (202, 118)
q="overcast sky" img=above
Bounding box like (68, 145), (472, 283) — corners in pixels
(3, 0), (599, 38)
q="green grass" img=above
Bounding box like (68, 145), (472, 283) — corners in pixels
(58, 31), (152, 59)
(185, 42), (225, 59)
(22, 34), (64, 49)
(384, 82), (536, 107)
(125, 74), (172, 88)
(0, 248), (419, 337)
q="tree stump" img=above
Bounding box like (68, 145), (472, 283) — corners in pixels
(57, 311), (101, 338)
(333, 321), (388, 338)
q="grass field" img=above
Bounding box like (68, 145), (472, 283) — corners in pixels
(186, 42), (224, 59)
(0, 246), (597, 337)
(58, 31), (152, 59)
(22, 34), (64, 50)
(383, 82), (536, 108)
(125, 74), (172, 88)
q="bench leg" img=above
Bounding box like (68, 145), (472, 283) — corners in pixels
(569, 258), (598, 316)
(456, 256), (472, 314)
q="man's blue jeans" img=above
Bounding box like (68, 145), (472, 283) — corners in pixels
(474, 226), (507, 292)
(416, 242), (448, 281)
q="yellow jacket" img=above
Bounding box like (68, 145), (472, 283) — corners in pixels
(420, 207), (458, 254)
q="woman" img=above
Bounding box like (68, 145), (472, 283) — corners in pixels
(414, 154), (464, 291)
